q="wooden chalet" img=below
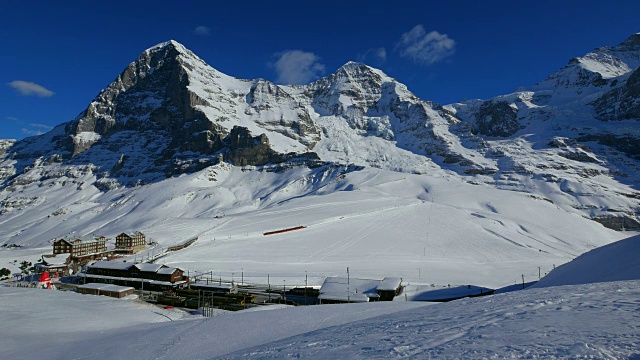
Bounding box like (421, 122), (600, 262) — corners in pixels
(82, 261), (185, 291)
(377, 277), (404, 301)
(115, 231), (146, 254)
(52, 236), (112, 264)
(35, 253), (70, 276)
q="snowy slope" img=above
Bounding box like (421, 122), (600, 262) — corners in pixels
(1, 35), (640, 289)
(0, 287), (428, 360)
(447, 33), (640, 230)
(3, 280), (639, 359)
(0, 162), (624, 289)
(533, 233), (640, 288)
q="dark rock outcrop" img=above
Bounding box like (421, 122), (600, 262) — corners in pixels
(592, 215), (640, 231)
(473, 101), (522, 137)
(591, 67), (640, 121)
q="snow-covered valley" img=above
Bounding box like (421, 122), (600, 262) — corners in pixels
(2, 33), (640, 359)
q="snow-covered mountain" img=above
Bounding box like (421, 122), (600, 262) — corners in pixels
(1, 35), (640, 285)
(448, 33), (640, 230)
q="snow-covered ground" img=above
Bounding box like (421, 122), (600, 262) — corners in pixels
(3, 233), (640, 359)
(533, 233), (640, 288)
(1, 35), (639, 358)
(0, 164), (626, 289)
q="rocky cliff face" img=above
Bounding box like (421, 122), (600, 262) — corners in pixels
(2, 36), (640, 230)
(591, 66), (640, 121)
(473, 101), (522, 137)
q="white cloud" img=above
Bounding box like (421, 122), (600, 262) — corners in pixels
(272, 50), (325, 85)
(8, 80), (55, 97)
(21, 128), (45, 136)
(6, 116), (19, 122)
(396, 25), (456, 65)
(19, 123), (52, 136)
(357, 47), (387, 64)
(374, 48), (387, 62)
(194, 26), (210, 36)
(30, 123), (53, 130)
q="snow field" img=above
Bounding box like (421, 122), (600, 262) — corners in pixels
(0, 164), (624, 288)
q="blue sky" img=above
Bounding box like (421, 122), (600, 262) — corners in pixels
(2, 0), (639, 140)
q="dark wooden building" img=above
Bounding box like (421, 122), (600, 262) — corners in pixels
(115, 232), (146, 254)
(52, 236), (110, 263)
(83, 261), (185, 291)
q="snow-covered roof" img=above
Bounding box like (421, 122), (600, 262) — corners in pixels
(318, 277), (381, 302)
(77, 283), (135, 292)
(88, 261), (135, 271)
(134, 263), (164, 273)
(81, 273), (185, 286)
(378, 277), (402, 291)
(41, 253), (70, 266)
(62, 235), (107, 244)
(156, 267), (179, 275)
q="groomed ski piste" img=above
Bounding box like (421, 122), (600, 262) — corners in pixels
(2, 234), (638, 359)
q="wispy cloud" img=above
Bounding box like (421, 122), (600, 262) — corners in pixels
(30, 123), (53, 130)
(6, 116), (19, 122)
(21, 124), (52, 136)
(396, 25), (456, 65)
(272, 50), (325, 85)
(8, 80), (55, 97)
(357, 47), (387, 64)
(22, 128), (45, 136)
(194, 25), (211, 36)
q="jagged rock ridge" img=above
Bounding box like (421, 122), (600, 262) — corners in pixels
(2, 35), (640, 230)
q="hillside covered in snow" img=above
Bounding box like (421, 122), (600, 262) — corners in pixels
(1, 35), (640, 288)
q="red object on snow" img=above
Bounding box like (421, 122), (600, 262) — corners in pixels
(164, 306), (173, 310)
(263, 226), (306, 236)
(38, 272), (51, 283)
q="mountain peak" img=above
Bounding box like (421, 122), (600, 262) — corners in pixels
(340, 61), (368, 69)
(334, 61), (395, 84)
(145, 39), (189, 54)
(615, 33), (640, 52)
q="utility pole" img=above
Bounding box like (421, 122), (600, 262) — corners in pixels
(305, 271), (308, 304)
(283, 280), (286, 301)
(538, 267), (541, 280)
(347, 267), (350, 303)
(522, 274), (525, 289)
(241, 268), (243, 287)
(268, 274), (271, 302)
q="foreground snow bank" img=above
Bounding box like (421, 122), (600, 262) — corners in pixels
(533, 234), (640, 288)
(3, 280), (640, 359)
(226, 281), (640, 359)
